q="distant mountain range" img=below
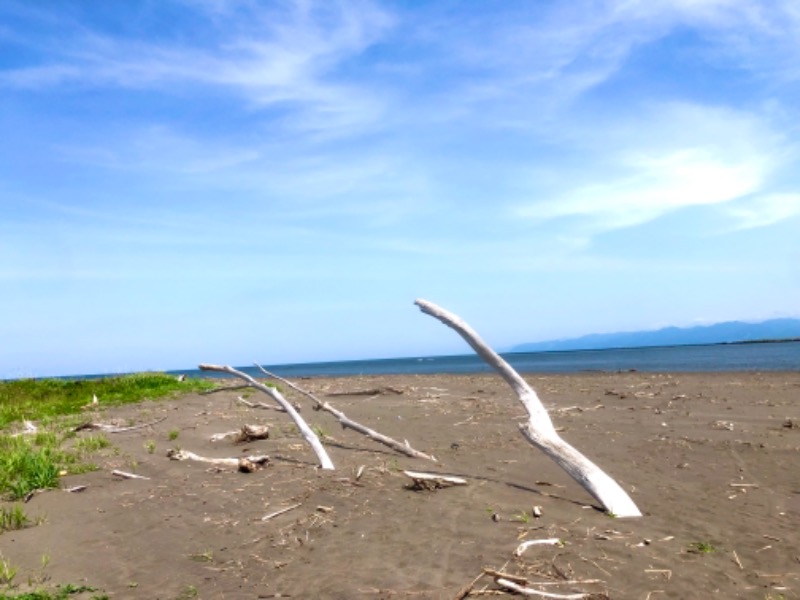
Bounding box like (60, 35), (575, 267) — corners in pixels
(510, 318), (800, 353)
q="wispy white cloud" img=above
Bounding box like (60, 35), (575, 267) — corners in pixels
(724, 193), (800, 229)
(1, 1), (394, 137)
(510, 101), (788, 232)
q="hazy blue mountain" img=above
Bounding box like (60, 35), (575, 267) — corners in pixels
(510, 318), (800, 353)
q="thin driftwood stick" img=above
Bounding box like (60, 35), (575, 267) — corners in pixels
(495, 579), (590, 599)
(514, 538), (563, 557)
(256, 364), (437, 462)
(74, 416), (167, 433)
(111, 469), (150, 480)
(261, 503), (302, 522)
(403, 470), (467, 489)
(415, 299), (642, 517)
(237, 396), (291, 412)
(198, 364), (334, 470)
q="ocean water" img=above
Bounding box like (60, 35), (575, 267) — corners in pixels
(173, 341), (800, 380)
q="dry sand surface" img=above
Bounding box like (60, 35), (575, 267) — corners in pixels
(3, 371), (800, 599)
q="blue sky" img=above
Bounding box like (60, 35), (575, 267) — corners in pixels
(2, 1), (799, 378)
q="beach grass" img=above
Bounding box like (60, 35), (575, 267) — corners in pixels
(0, 373), (215, 430)
(0, 373), (215, 500)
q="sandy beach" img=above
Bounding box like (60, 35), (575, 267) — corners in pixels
(3, 371), (799, 599)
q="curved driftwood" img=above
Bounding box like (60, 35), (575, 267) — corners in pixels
(255, 364), (437, 462)
(414, 299), (641, 517)
(198, 364), (334, 470)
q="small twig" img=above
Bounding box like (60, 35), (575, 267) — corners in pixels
(732, 550), (744, 570)
(404, 470), (467, 490)
(63, 485), (88, 493)
(495, 578), (589, 599)
(644, 570), (672, 580)
(453, 571), (488, 600)
(514, 538), (562, 557)
(237, 396), (291, 412)
(261, 503), (302, 522)
(483, 569), (527, 584)
(201, 384), (253, 395)
(111, 469), (150, 480)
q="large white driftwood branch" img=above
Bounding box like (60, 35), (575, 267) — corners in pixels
(198, 364), (334, 470)
(255, 364), (437, 462)
(414, 299), (641, 517)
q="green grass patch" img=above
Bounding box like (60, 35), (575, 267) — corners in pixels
(0, 373), (214, 430)
(72, 434), (111, 455)
(0, 436), (60, 500)
(688, 541), (717, 554)
(0, 505), (34, 532)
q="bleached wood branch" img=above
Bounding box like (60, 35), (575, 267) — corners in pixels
(255, 364), (437, 462)
(167, 449), (270, 471)
(198, 363), (334, 470)
(403, 470), (467, 490)
(414, 299), (642, 518)
(495, 579), (590, 599)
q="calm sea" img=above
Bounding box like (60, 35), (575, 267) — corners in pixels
(172, 341), (800, 380)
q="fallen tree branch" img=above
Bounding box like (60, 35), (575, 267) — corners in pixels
(167, 449), (270, 472)
(256, 364), (437, 462)
(415, 299), (641, 518)
(198, 364), (334, 470)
